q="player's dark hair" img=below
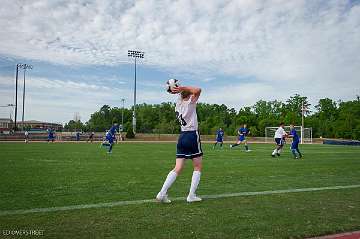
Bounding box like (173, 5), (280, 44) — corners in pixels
(280, 122), (285, 126)
(181, 90), (191, 99)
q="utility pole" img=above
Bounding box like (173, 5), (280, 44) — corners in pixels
(21, 64), (33, 130)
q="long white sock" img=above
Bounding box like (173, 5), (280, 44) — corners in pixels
(189, 171), (201, 196)
(272, 149), (277, 155)
(160, 171), (177, 195)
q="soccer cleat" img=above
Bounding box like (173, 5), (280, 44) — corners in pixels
(229, 145), (232, 149)
(186, 194), (202, 203)
(156, 193), (172, 203)
(271, 154), (275, 157)
(276, 153), (280, 156)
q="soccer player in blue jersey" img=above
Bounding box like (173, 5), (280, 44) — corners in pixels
(47, 128), (55, 143)
(288, 124), (302, 159)
(102, 123), (118, 153)
(213, 127), (224, 149)
(230, 124), (251, 152)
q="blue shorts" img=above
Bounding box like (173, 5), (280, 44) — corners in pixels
(275, 138), (284, 146)
(216, 137), (223, 142)
(291, 141), (299, 149)
(106, 135), (114, 144)
(177, 131), (203, 159)
(238, 135), (246, 142)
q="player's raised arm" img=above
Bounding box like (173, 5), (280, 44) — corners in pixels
(172, 86), (201, 102)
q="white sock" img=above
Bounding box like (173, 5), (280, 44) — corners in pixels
(160, 171), (177, 195)
(278, 148), (283, 154)
(189, 171), (201, 196)
(272, 149), (277, 155)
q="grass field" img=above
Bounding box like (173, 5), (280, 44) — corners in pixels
(0, 142), (359, 239)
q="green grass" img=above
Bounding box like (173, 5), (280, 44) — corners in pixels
(0, 142), (359, 238)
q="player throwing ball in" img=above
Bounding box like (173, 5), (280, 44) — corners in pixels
(213, 127), (224, 149)
(156, 81), (203, 203)
(230, 124), (251, 152)
(271, 122), (287, 157)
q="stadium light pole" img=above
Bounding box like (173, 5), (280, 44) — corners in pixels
(21, 64), (33, 130)
(121, 98), (125, 132)
(127, 50), (144, 135)
(301, 100), (305, 144)
(14, 64), (20, 131)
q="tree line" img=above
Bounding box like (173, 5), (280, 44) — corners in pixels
(64, 94), (360, 140)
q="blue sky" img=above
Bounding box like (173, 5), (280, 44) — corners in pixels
(0, 0), (359, 123)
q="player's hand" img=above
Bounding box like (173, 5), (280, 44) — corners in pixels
(171, 86), (182, 94)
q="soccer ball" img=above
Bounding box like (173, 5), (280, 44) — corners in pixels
(166, 78), (180, 94)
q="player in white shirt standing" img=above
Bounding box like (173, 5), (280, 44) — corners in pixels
(156, 84), (203, 203)
(24, 130), (29, 143)
(271, 122), (287, 157)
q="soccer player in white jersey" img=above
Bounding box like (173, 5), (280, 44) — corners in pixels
(156, 84), (203, 203)
(271, 122), (288, 157)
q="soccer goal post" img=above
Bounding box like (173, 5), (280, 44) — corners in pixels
(265, 126), (312, 144)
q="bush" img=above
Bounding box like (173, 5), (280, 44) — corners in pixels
(126, 127), (135, 139)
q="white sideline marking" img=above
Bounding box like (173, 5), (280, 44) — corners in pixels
(1, 184), (359, 216)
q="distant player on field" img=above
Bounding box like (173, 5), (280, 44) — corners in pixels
(87, 132), (95, 143)
(47, 128), (55, 143)
(24, 130), (29, 143)
(271, 122), (287, 157)
(101, 123), (118, 154)
(230, 124), (251, 152)
(288, 124), (302, 159)
(76, 132), (80, 142)
(156, 83), (203, 203)
(213, 127), (224, 149)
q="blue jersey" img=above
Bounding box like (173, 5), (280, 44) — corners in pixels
(239, 127), (249, 136)
(290, 129), (299, 143)
(48, 129), (54, 137)
(108, 125), (118, 136)
(216, 130), (224, 139)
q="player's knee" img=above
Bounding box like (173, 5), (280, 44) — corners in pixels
(194, 165), (202, 171)
(173, 165), (183, 174)
(192, 159), (202, 171)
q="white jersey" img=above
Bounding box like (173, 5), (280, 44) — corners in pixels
(274, 127), (286, 138)
(175, 96), (198, 131)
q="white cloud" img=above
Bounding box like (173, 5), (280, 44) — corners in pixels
(0, 75), (125, 123)
(0, 0), (359, 120)
(0, 75), (174, 123)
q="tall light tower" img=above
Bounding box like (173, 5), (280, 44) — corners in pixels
(128, 50), (144, 135)
(21, 64), (33, 130)
(121, 98), (125, 132)
(14, 64), (20, 131)
(14, 63), (32, 131)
